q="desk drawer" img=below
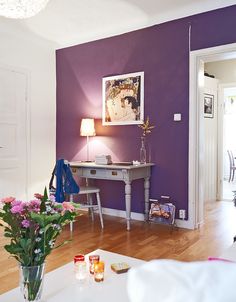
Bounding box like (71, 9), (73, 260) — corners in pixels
(106, 169), (124, 180)
(77, 167), (125, 180)
(78, 168), (107, 179)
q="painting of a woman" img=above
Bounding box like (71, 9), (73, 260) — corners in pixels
(102, 72), (144, 125)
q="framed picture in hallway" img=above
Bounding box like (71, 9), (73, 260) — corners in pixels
(204, 94), (214, 118)
(102, 71), (144, 125)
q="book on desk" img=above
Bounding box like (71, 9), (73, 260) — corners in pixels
(95, 155), (112, 165)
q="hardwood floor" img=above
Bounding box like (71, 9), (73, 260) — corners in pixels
(1, 201), (236, 294)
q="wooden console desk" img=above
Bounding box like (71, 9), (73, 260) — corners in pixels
(70, 162), (154, 230)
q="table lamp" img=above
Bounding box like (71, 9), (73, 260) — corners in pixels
(80, 118), (96, 161)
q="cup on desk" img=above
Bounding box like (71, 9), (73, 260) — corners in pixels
(94, 261), (105, 282)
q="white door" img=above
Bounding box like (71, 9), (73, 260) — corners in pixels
(0, 67), (28, 200)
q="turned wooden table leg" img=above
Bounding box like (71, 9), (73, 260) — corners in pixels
(125, 181), (132, 231)
(144, 177), (150, 221)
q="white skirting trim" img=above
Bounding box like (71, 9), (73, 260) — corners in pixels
(102, 207), (145, 221)
(102, 207), (194, 229)
(175, 219), (193, 229)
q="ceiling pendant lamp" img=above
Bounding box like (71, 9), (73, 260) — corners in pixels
(0, 0), (50, 19)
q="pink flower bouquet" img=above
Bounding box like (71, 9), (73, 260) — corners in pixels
(0, 188), (78, 266)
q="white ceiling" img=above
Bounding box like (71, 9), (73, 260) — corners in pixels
(1, 0), (236, 49)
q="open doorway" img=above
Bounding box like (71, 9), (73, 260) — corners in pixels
(222, 85), (236, 199)
(205, 59), (236, 201)
(189, 43), (236, 229)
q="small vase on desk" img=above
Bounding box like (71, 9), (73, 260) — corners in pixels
(140, 136), (147, 164)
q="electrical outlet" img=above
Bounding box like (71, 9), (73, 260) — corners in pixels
(179, 209), (186, 219)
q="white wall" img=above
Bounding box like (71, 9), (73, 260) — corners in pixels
(205, 59), (236, 83)
(204, 76), (218, 202)
(0, 19), (56, 198)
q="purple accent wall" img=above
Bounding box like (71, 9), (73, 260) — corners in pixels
(56, 5), (236, 215)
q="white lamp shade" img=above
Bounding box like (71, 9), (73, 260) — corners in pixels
(80, 118), (96, 137)
(0, 0), (50, 19)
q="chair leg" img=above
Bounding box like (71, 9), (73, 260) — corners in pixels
(233, 169), (235, 182)
(96, 192), (104, 229)
(69, 194), (74, 233)
(88, 194), (95, 221)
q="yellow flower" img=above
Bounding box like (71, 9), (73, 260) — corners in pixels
(138, 116), (155, 137)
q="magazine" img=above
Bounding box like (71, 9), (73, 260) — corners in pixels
(149, 201), (175, 225)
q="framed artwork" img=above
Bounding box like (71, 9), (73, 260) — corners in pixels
(204, 94), (214, 118)
(102, 71), (144, 125)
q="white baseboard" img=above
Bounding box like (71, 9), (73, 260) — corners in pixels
(102, 207), (194, 229)
(175, 218), (194, 229)
(102, 207), (145, 221)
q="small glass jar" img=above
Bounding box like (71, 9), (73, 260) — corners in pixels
(89, 255), (100, 274)
(74, 254), (87, 282)
(94, 261), (105, 282)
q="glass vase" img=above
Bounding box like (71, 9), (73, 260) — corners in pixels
(19, 263), (45, 302)
(140, 136), (147, 164)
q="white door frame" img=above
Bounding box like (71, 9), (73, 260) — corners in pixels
(0, 63), (30, 199)
(189, 43), (236, 229)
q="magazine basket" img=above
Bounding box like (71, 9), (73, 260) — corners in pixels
(149, 199), (176, 226)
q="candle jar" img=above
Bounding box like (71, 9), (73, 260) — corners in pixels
(94, 261), (105, 282)
(89, 255), (100, 274)
(74, 254), (87, 282)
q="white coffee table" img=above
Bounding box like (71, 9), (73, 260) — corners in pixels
(0, 249), (144, 302)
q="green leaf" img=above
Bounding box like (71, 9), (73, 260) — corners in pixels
(39, 187), (48, 212)
(30, 212), (46, 226)
(54, 239), (72, 250)
(42, 187), (48, 202)
(5, 244), (23, 254)
(44, 213), (61, 224)
(19, 238), (31, 252)
(4, 226), (12, 233)
(20, 254), (31, 266)
(4, 232), (13, 238)
(30, 212), (61, 227)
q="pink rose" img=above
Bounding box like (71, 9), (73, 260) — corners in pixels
(22, 219), (30, 228)
(11, 204), (24, 214)
(1, 196), (15, 204)
(49, 195), (55, 202)
(28, 199), (41, 213)
(34, 193), (43, 200)
(62, 202), (75, 213)
(12, 200), (22, 207)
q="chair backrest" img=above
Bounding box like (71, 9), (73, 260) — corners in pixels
(227, 150), (234, 168)
(49, 159), (80, 203)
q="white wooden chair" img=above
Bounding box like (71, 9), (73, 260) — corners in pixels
(49, 160), (104, 232)
(227, 150), (236, 182)
(68, 186), (104, 231)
